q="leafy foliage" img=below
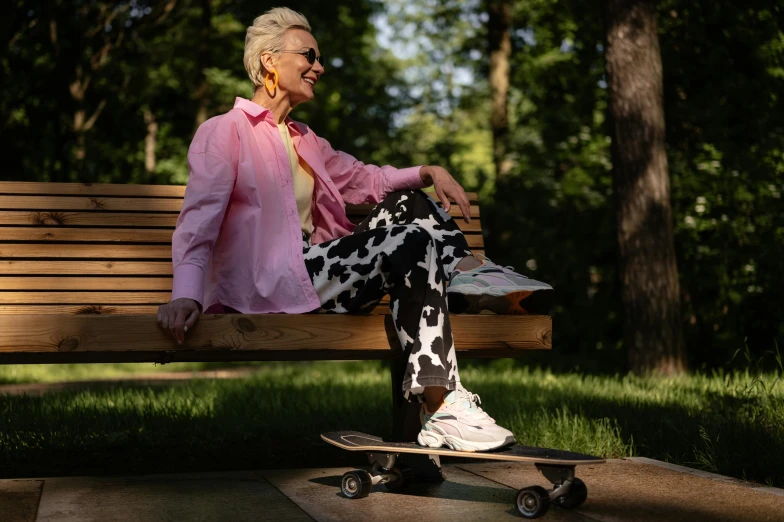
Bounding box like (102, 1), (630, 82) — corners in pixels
(2, 0), (782, 369)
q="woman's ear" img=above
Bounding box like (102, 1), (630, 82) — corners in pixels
(260, 52), (276, 76)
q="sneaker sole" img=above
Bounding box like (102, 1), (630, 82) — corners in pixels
(417, 430), (515, 452)
(448, 288), (554, 315)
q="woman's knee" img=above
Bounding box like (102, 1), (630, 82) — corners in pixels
(392, 224), (436, 254)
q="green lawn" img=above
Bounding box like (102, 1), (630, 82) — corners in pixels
(1, 361), (782, 487)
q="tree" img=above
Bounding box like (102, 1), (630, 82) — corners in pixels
(488, 0), (512, 180)
(604, 0), (686, 374)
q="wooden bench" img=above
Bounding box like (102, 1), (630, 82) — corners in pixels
(0, 180), (551, 443)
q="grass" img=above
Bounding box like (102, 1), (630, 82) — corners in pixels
(0, 360), (782, 487)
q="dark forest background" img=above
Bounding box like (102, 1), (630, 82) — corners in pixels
(2, 0), (782, 373)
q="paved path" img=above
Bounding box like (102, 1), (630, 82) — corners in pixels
(2, 459), (783, 521)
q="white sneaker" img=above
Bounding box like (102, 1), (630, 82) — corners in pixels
(417, 386), (515, 452)
(447, 253), (553, 314)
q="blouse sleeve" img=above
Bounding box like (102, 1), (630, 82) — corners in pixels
(170, 118), (239, 310)
(316, 134), (426, 205)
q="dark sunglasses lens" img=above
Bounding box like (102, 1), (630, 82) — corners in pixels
(305, 48), (324, 66)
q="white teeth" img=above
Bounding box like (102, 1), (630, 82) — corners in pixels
(304, 78), (314, 85)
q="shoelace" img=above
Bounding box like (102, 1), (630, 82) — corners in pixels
(452, 389), (495, 424)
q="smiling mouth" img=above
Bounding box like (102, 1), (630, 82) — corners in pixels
(303, 78), (316, 86)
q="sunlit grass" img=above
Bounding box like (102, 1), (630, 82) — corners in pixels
(1, 361), (781, 487)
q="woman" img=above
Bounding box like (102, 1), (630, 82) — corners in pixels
(157, 7), (552, 452)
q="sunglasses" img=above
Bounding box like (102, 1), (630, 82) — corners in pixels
(280, 48), (324, 66)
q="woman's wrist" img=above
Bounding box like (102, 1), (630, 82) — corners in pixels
(419, 166), (434, 186)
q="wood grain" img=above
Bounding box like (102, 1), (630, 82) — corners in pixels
(0, 277), (172, 291)
(0, 244), (172, 258)
(0, 260), (173, 275)
(0, 314), (551, 354)
(0, 182), (479, 203)
(1, 213), (482, 233)
(0, 196), (183, 212)
(0, 181), (186, 198)
(0, 292), (171, 304)
(0, 211), (179, 227)
(0, 227), (175, 242)
(0, 305), (161, 314)
(0, 227), (482, 247)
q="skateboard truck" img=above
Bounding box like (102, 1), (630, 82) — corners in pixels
(512, 464), (588, 518)
(341, 451), (420, 499)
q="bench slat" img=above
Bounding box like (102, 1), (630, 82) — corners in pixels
(0, 305), (162, 314)
(0, 182), (479, 204)
(0, 260), (173, 275)
(0, 277), (172, 291)
(0, 211), (180, 227)
(0, 244), (485, 259)
(0, 212), (483, 233)
(0, 244), (172, 258)
(0, 227), (175, 242)
(0, 291), (171, 304)
(0, 181), (186, 198)
(0, 196), (183, 212)
(0, 196), (481, 218)
(0, 227), (484, 247)
(0, 314), (551, 356)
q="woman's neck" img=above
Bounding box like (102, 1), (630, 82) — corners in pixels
(251, 88), (293, 124)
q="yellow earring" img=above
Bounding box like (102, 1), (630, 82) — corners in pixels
(265, 71), (279, 94)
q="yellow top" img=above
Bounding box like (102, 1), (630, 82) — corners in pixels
(277, 123), (315, 238)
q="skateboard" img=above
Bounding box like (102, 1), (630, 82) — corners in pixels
(322, 431), (605, 519)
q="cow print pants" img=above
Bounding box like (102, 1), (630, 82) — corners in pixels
(303, 190), (474, 400)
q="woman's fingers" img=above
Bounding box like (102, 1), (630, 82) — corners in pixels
(454, 187), (471, 224)
(435, 186), (450, 213)
(157, 300), (200, 344)
(442, 184), (471, 223)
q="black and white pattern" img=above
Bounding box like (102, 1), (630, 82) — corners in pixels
(303, 190), (474, 400)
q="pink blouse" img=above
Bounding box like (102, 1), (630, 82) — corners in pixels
(171, 97), (427, 314)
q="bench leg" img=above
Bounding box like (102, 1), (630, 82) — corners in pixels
(385, 316), (444, 482)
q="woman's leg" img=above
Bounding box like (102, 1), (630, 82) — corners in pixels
(353, 190), (474, 279)
(304, 224), (459, 398)
(357, 190), (554, 315)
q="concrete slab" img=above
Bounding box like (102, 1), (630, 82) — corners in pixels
(626, 457), (784, 497)
(262, 465), (593, 521)
(0, 479), (43, 522)
(459, 459), (784, 521)
(35, 470), (312, 522)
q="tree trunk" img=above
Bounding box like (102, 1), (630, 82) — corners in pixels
(488, 0), (513, 180)
(604, 0), (686, 375)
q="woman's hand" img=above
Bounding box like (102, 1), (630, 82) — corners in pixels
(157, 298), (201, 345)
(419, 165), (471, 223)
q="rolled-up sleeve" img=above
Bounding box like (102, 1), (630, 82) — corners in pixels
(171, 125), (238, 310)
(316, 135), (426, 205)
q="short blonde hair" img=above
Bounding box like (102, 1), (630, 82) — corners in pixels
(244, 7), (312, 87)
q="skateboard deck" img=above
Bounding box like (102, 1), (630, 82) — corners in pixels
(321, 430), (605, 466)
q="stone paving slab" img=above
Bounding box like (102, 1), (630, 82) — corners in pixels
(0, 479), (43, 522)
(459, 459), (784, 521)
(33, 470), (311, 522)
(262, 465), (592, 521)
(3, 460), (784, 521)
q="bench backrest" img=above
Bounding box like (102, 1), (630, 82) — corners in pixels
(0, 182), (483, 315)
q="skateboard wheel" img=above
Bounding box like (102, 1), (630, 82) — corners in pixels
(515, 486), (550, 518)
(556, 478), (587, 509)
(384, 466), (413, 492)
(341, 470), (372, 499)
